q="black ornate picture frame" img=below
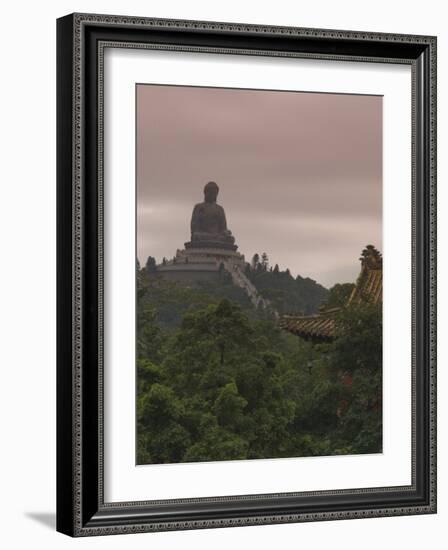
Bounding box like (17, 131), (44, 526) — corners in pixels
(57, 13), (437, 537)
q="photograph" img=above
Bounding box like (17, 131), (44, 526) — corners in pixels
(54, 9), (436, 538)
(135, 84), (383, 465)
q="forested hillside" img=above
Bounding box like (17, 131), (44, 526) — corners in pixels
(136, 262), (382, 464)
(141, 251), (329, 327)
(244, 252), (329, 315)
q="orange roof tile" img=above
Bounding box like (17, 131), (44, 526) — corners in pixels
(280, 245), (382, 341)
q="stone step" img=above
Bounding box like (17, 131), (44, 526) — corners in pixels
(222, 261), (275, 313)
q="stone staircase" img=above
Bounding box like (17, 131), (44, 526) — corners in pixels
(222, 261), (276, 315)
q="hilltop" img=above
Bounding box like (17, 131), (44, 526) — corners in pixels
(139, 252), (329, 329)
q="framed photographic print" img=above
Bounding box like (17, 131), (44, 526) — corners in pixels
(56, 13), (437, 537)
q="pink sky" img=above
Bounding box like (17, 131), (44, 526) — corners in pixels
(136, 84), (382, 288)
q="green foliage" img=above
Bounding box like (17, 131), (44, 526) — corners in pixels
(137, 383), (191, 463)
(251, 253), (260, 270)
(245, 261), (328, 315)
(214, 382), (248, 427)
(324, 282), (356, 309)
(136, 288), (382, 464)
(138, 271), (253, 331)
(260, 252), (269, 271)
(329, 303), (383, 453)
(145, 255), (157, 273)
(137, 305), (164, 363)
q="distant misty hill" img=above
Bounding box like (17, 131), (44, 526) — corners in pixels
(139, 252), (328, 329)
(244, 253), (328, 316)
(139, 271), (249, 330)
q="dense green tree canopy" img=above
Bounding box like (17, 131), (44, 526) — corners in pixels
(245, 258), (328, 315)
(324, 282), (356, 309)
(136, 266), (382, 464)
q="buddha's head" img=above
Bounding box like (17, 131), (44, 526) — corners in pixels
(204, 181), (219, 203)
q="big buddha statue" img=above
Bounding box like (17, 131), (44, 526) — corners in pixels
(185, 181), (238, 251)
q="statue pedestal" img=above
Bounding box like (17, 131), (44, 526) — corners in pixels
(156, 245), (246, 284)
(177, 246), (245, 267)
(184, 240), (238, 252)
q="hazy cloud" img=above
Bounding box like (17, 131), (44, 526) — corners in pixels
(137, 84), (382, 288)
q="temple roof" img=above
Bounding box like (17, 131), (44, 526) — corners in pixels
(279, 245), (382, 341)
(280, 314), (336, 341)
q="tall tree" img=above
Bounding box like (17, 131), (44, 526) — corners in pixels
(261, 252), (269, 271)
(146, 255), (157, 273)
(251, 253), (260, 270)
